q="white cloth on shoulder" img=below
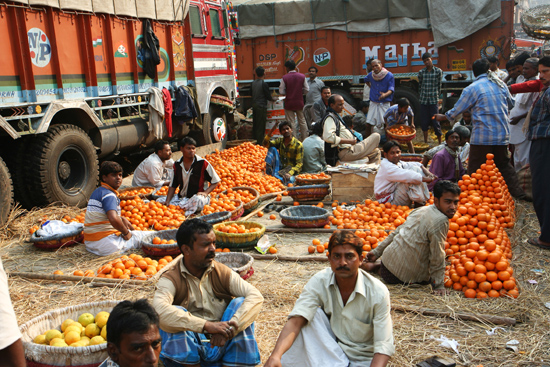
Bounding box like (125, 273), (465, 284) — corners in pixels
(156, 194), (210, 216)
(281, 308), (367, 367)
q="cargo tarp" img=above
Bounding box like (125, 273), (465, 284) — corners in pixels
(10, 0), (190, 21)
(233, 0), (501, 47)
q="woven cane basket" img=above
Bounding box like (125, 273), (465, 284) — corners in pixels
(279, 206), (330, 228)
(287, 184), (331, 202)
(29, 224), (84, 250)
(118, 186), (155, 200)
(386, 125), (416, 142)
(215, 252), (254, 279)
(229, 200), (244, 221)
(295, 175), (331, 186)
(141, 230), (180, 257)
(213, 221), (265, 250)
(19, 300), (120, 367)
(217, 186), (260, 211)
(199, 211), (232, 224)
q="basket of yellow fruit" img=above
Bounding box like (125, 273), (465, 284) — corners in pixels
(20, 300), (117, 367)
(141, 229), (180, 257)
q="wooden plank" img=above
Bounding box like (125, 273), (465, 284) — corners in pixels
(240, 198), (274, 221)
(252, 254), (328, 262)
(265, 227), (391, 233)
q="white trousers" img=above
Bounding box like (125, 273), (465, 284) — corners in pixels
(513, 139), (531, 171)
(85, 230), (149, 257)
(392, 166), (430, 207)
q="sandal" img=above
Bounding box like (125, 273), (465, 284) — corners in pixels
(527, 237), (550, 250)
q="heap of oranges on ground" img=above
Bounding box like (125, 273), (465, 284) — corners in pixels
(217, 188), (257, 205)
(307, 229), (388, 257)
(205, 142), (285, 196)
(53, 254), (175, 281)
(120, 197), (186, 231)
(330, 199), (412, 231)
(443, 154), (519, 298)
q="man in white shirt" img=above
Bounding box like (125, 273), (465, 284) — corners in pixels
(132, 140), (174, 188)
(304, 66), (325, 127)
(509, 57), (539, 170)
(264, 231), (394, 367)
(374, 140), (435, 207)
(0, 258), (25, 367)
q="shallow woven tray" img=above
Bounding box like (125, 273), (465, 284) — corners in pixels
(141, 229), (180, 257)
(29, 224), (84, 250)
(118, 186), (155, 200)
(287, 184), (331, 202)
(279, 206), (330, 228)
(215, 252), (254, 279)
(213, 221), (265, 250)
(225, 139), (257, 148)
(295, 176), (332, 186)
(217, 186), (260, 211)
(400, 153), (423, 163)
(229, 200), (244, 221)
(199, 211), (232, 224)
(19, 300), (119, 367)
(386, 125), (416, 142)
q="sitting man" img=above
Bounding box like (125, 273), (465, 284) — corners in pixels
(153, 219), (264, 367)
(352, 100), (370, 138)
(311, 86), (331, 124)
(132, 140), (174, 189)
(428, 130), (466, 190)
(264, 120), (303, 184)
(322, 94), (381, 165)
(302, 122), (327, 173)
(264, 231), (395, 367)
(422, 125), (471, 168)
(100, 299), (162, 367)
(374, 141), (435, 207)
(383, 98), (415, 153)
(84, 161), (148, 256)
(363, 180), (460, 295)
(163, 137), (221, 215)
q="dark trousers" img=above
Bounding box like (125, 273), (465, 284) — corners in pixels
(420, 104), (441, 135)
(530, 139), (550, 242)
(252, 104), (267, 145)
(467, 144), (525, 198)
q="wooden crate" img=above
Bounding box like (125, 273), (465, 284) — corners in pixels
(331, 171), (376, 202)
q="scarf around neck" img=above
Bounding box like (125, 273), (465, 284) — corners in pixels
(372, 68), (389, 81)
(444, 145), (460, 180)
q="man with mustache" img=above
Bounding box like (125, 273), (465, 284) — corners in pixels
(363, 180), (461, 295)
(265, 231), (394, 367)
(153, 219), (264, 367)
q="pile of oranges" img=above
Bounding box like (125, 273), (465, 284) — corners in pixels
(202, 198), (240, 215)
(120, 197), (186, 231)
(307, 230), (388, 256)
(443, 154), (519, 298)
(330, 199), (412, 230)
(152, 237), (176, 245)
(61, 212), (86, 224)
(217, 188), (257, 205)
(296, 172), (330, 180)
(215, 222), (261, 234)
(65, 254), (174, 281)
(155, 186), (179, 196)
(120, 187), (154, 198)
(205, 143), (285, 195)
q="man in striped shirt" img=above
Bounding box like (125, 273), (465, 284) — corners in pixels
(84, 161), (148, 256)
(435, 58), (526, 200)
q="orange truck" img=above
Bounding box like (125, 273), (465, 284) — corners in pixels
(0, 0), (239, 223)
(233, 0), (515, 113)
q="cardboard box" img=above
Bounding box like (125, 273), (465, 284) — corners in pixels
(331, 171), (376, 202)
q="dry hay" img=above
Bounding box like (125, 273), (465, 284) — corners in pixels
(3, 201), (550, 366)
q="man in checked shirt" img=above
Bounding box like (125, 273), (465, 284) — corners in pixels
(418, 52), (443, 144)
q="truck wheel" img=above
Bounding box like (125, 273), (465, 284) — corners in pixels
(203, 105), (228, 148)
(0, 157), (13, 226)
(332, 89), (358, 110)
(393, 87), (421, 117)
(26, 125), (99, 207)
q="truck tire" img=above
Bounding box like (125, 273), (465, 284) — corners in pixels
(393, 87), (421, 117)
(25, 124), (99, 208)
(203, 105), (228, 148)
(0, 157), (13, 226)
(331, 89), (358, 110)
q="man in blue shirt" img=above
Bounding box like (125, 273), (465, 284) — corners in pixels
(365, 59), (394, 138)
(384, 98), (415, 153)
(435, 58), (526, 200)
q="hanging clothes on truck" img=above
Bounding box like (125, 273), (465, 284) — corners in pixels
(174, 86), (198, 124)
(147, 87), (165, 139)
(142, 19), (161, 79)
(162, 87), (173, 137)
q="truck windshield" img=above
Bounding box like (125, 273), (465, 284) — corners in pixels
(209, 9), (222, 37)
(190, 6), (203, 35)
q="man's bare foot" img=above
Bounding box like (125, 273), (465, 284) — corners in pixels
(361, 262), (380, 273)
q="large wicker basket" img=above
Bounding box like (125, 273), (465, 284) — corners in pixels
(295, 175), (331, 186)
(29, 224), (84, 250)
(229, 200), (244, 221)
(386, 125), (416, 142)
(217, 186), (260, 211)
(287, 184), (331, 202)
(199, 211), (232, 224)
(141, 230), (180, 257)
(215, 252), (254, 279)
(213, 221), (265, 250)
(118, 186), (155, 200)
(19, 300), (120, 367)
(279, 206), (330, 228)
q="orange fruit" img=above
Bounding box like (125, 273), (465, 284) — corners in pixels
(268, 247), (278, 254)
(73, 270), (84, 277)
(316, 245), (325, 253)
(312, 239), (321, 246)
(308, 245), (315, 254)
(269, 214), (276, 220)
(53, 270), (64, 275)
(257, 211), (264, 217)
